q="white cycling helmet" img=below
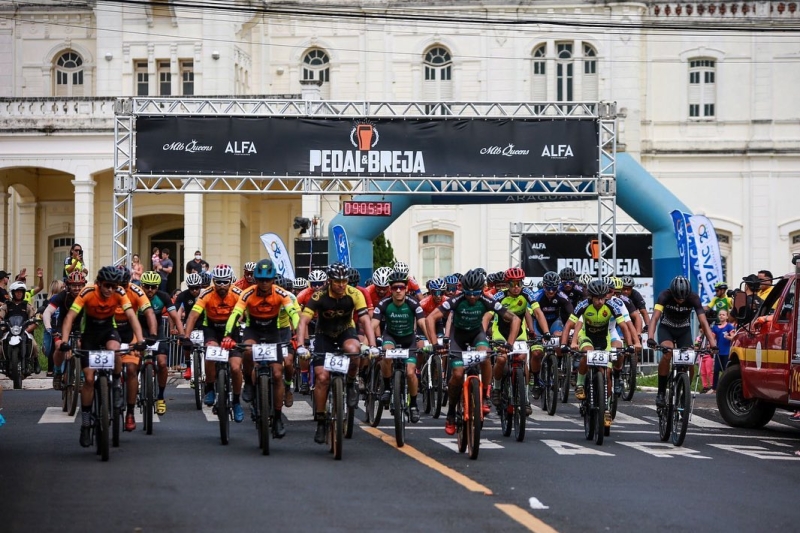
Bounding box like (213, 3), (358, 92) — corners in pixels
(372, 266), (393, 288)
(243, 261), (257, 272)
(393, 261), (410, 276)
(308, 270), (328, 283)
(185, 273), (203, 287)
(211, 264), (234, 282)
(293, 277), (308, 290)
(578, 273), (593, 287)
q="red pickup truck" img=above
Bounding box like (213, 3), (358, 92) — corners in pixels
(716, 255), (800, 428)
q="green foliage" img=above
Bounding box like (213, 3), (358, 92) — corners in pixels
(373, 232), (396, 270)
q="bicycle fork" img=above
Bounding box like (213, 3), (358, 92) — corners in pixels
(462, 374), (483, 424)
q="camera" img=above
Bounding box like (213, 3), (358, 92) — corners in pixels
(726, 289), (734, 298)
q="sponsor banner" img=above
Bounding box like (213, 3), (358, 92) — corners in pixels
(331, 225), (351, 266)
(135, 117), (599, 178)
(259, 233), (295, 279)
(687, 214), (724, 306)
(670, 210), (693, 280)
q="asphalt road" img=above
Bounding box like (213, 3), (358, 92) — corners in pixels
(1, 376), (798, 533)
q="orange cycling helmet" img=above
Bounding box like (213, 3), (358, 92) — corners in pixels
(504, 267), (525, 281)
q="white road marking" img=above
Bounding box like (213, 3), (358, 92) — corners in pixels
(618, 442), (711, 459)
(641, 404), (727, 429)
(540, 439), (614, 456)
(38, 407), (78, 424)
(133, 411), (160, 423)
(202, 405), (217, 422)
(707, 444), (800, 460)
(283, 400), (314, 421)
(529, 406), (578, 424)
(430, 438), (504, 452)
(529, 497), (549, 510)
(609, 411), (650, 425)
(760, 440), (794, 448)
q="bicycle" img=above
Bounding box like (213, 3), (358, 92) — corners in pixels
(452, 345), (486, 460)
(60, 331), (82, 417)
(364, 350), (383, 427)
(316, 350), (358, 460)
(420, 340), (444, 419)
(205, 344), (234, 445)
(188, 330), (205, 410)
(382, 346), (420, 447)
(619, 346), (638, 402)
(655, 345), (708, 447)
(558, 344), (573, 404)
(138, 339), (170, 436)
(538, 336), (560, 416)
(243, 341), (289, 456)
(575, 348), (619, 446)
(495, 340), (529, 442)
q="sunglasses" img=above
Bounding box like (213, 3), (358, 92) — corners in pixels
(99, 282), (118, 290)
(391, 284), (407, 291)
(463, 289), (482, 296)
(310, 282), (325, 288)
(73, 249), (83, 253)
(507, 281), (522, 287)
(376, 286), (390, 292)
(447, 285), (458, 291)
(143, 284), (159, 290)
(214, 280), (231, 287)
(431, 290), (443, 296)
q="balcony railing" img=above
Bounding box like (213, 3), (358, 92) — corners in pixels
(0, 97), (117, 132)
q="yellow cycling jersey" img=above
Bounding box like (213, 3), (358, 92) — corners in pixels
(570, 301), (625, 338)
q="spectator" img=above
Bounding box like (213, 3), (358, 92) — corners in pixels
(131, 254), (144, 285)
(159, 248), (174, 292)
(710, 309), (735, 394)
(63, 243), (85, 281)
(40, 278), (65, 377)
(756, 269), (774, 301)
(16, 267), (44, 303)
(151, 246), (161, 271)
(185, 250), (209, 275)
(0, 270), (9, 302)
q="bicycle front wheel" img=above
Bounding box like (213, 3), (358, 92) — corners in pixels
(217, 368), (230, 445)
(658, 379), (673, 442)
(393, 370), (406, 447)
(192, 349), (204, 410)
(143, 364), (154, 435)
(467, 378), (481, 460)
(69, 359), (82, 416)
(366, 362), (382, 427)
(62, 357), (73, 412)
(431, 355), (443, 419)
(544, 353), (559, 416)
(672, 372), (691, 447)
(513, 367), (526, 442)
(258, 374), (271, 455)
(97, 375), (110, 462)
(593, 371), (605, 446)
(331, 376), (344, 460)
(559, 352), (571, 403)
(499, 375), (512, 438)
(622, 351), (637, 401)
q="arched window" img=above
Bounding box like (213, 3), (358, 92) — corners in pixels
(556, 42), (573, 104)
(420, 231), (454, 283)
(302, 48), (330, 99)
(689, 58), (716, 119)
(530, 41), (600, 111)
(583, 44), (598, 101)
(54, 51), (84, 97)
(531, 45), (546, 100)
(423, 46), (453, 115)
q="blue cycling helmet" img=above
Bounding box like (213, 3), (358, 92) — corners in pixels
(253, 258), (277, 280)
(428, 278), (446, 291)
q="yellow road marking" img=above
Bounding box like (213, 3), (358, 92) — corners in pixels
(495, 504), (559, 533)
(360, 425), (493, 494)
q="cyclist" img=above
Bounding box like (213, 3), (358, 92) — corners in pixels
(234, 261), (257, 290)
(393, 261), (422, 297)
(275, 275), (302, 398)
(425, 269), (520, 435)
(139, 271), (186, 416)
(220, 259), (299, 438)
(602, 277), (642, 395)
(365, 266), (393, 315)
(0, 281), (39, 374)
(620, 275), (650, 332)
(58, 266), (147, 448)
(46, 271), (87, 389)
(371, 270), (431, 424)
(175, 272), (204, 379)
(561, 279), (633, 428)
(419, 278), (447, 338)
(297, 270), (327, 308)
(444, 274), (461, 297)
(704, 281), (732, 322)
(647, 275), (716, 408)
(295, 262), (378, 444)
(183, 264), (246, 422)
(559, 267), (584, 307)
(292, 277), (308, 296)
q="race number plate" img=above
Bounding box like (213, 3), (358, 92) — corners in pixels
(189, 330), (204, 346)
(149, 342), (159, 351)
(511, 341), (528, 354)
(544, 337), (560, 347)
(462, 350), (488, 368)
(586, 350), (612, 367)
(205, 346), (229, 362)
(672, 349), (697, 365)
(253, 343), (279, 362)
(324, 353), (350, 373)
(386, 348), (409, 359)
(88, 350), (114, 370)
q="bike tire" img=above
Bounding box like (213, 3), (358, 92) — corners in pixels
(393, 370), (405, 447)
(421, 361), (431, 415)
(192, 349), (203, 410)
(610, 374), (619, 421)
(366, 362), (382, 427)
(10, 350), (22, 390)
(672, 372), (691, 447)
(62, 357), (73, 412)
(258, 374), (271, 455)
(345, 398), (355, 439)
(69, 360), (82, 416)
(331, 376), (344, 460)
(456, 388), (467, 454)
(593, 371), (605, 446)
(499, 375), (512, 438)
(513, 367), (526, 442)
(658, 378), (673, 442)
(432, 355), (443, 419)
(622, 351), (637, 401)
(544, 353), (559, 416)
(467, 378), (481, 460)
(97, 375), (110, 462)
(143, 364), (154, 435)
(559, 352), (571, 403)
(217, 368), (230, 445)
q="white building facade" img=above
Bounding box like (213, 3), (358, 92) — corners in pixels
(0, 0), (798, 289)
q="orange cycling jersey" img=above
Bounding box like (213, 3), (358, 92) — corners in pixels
(70, 285), (132, 320)
(234, 278), (253, 291)
(191, 286), (242, 325)
(227, 285), (298, 333)
(296, 286), (323, 308)
(115, 283), (151, 322)
(418, 295), (442, 316)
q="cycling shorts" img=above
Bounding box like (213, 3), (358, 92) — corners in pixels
(449, 328), (489, 368)
(656, 324), (693, 349)
(312, 328), (359, 368)
(381, 332), (417, 365)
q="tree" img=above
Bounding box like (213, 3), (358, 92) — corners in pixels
(373, 232), (395, 270)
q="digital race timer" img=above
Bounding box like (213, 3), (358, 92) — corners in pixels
(342, 201), (393, 216)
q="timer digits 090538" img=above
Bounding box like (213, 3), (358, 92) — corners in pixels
(342, 201), (392, 217)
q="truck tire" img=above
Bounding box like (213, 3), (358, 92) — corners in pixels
(716, 364), (776, 429)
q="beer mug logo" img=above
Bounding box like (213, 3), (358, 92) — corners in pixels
(350, 121), (380, 151)
(587, 239), (600, 260)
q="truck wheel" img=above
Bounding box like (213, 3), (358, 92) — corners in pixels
(716, 364), (776, 429)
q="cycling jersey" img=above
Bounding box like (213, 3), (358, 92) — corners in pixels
(115, 284), (151, 323)
(139, 290), (175, 326)
(365, 285), (391, 308)
(570, 300), (625, 338)
(226, 285), (298, 334)
(233, 277), (253, 291)
(173, 289), (198, 322)
(532, 290), (574, 326)
(627, 288), (648, 312)
(277, 291), (301, 330)
(372, 295), (425, 338)
(491, 290), (533, 340)
(654, 290), (705, 328)
(302, 285), (368, 337)
(48, 291), (82, 332)
(70, 285), (132, 320)
(353, 285), (373, 322)
(191, 286), (242, 326)
(437, 293), (511, 333)
(560, 284), (584, 308)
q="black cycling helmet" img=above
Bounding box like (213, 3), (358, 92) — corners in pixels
(253, 258), (277, 280)
(347, 267), (360, 286)
(669, 276), (691, 300)
(461, 269), (485, 291)
(200, 271), (212, 288)
(542, 271), (561, 290)
(621, 276), (635, 288)
(559, 267), (576, 282)
(327, 262), (349, 281)
(587, 279), (609, 298)
(275, 275), (294, 291)
(486, 272), (500, 285)
(387, 270), (408, 285)
(116, 265), (132, 285)
(97, 265), (126, 285)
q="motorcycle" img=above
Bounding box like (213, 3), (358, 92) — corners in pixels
(1, 316), (41, 389)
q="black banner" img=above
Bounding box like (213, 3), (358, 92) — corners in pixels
(135, 117), (599, 177)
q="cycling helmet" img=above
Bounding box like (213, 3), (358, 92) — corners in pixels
(387, 270), (408, 285)
(461, 269), (485, 291)
(186, 273), (203, 287)
(587, 279), (609, 298)
(141, 271), (161, 286)
(428, 278), (446, 291)
(474, 268), (487, 278)
(523, 278), (536, 289)
(9, 281), (26, 293)
(578, 273), (593, 287)
(97, 265), (126, 284)
(504, 267), (525, 281)
(486, 272), (500, 285)
(601, 276), (615, 292)
(393, 261), (410, 276)
(67, 271), (87, 285)
(347, 267), (360, 286)
(621, 276), (635, 288)
(243, 261), (257, 272)
(670, 276), (691, 300)
(308, 270), (327, 284)
(253, 258), (277, 280)
(537, 281), (544, 289)
(327, 262), (349, 281)
(293, 277), (308, 290)
(364, 278), (373, 287)
(116, 265), (132, 285)
(611, 277), (624, 291)
(372, 266), (393, 288)
(542, 271), (561, 290)
(275, 275), (293, 290)
(444, 274), (459, 287)
(211, 264), (234, 282)
(714, 281), (728, 290)
(559, 267), (577, 283)
(200, 271), (212, 288)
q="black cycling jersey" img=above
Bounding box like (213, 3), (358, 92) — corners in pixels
(532, 290), (574, 326)
(654, 290), (704, 328)
(560, 284), (585, 308)
(174, 289), (198, 322)
(627, 288), (648, 312)
(48, 290), (82, 331)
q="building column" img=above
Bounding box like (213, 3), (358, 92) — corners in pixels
(17, 202), (37, 272)
(184, 181), (204, 257)
(0, 191), (7, 270)
(72, 176), (96, 271)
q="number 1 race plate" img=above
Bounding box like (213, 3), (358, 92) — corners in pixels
(586, 350), (611, 367)
(88, 350), (115, 370)
(323, 353), (350, 373)
(205, 346), (230, 362)
(386, 348), (409, 359)
(511, 341), (528, 354)
(672, 349), (697, 365)
(252, 343), (279, 362)
(462, 350), (488, 368)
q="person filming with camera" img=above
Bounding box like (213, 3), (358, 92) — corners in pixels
(63, 243), (87, 282)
